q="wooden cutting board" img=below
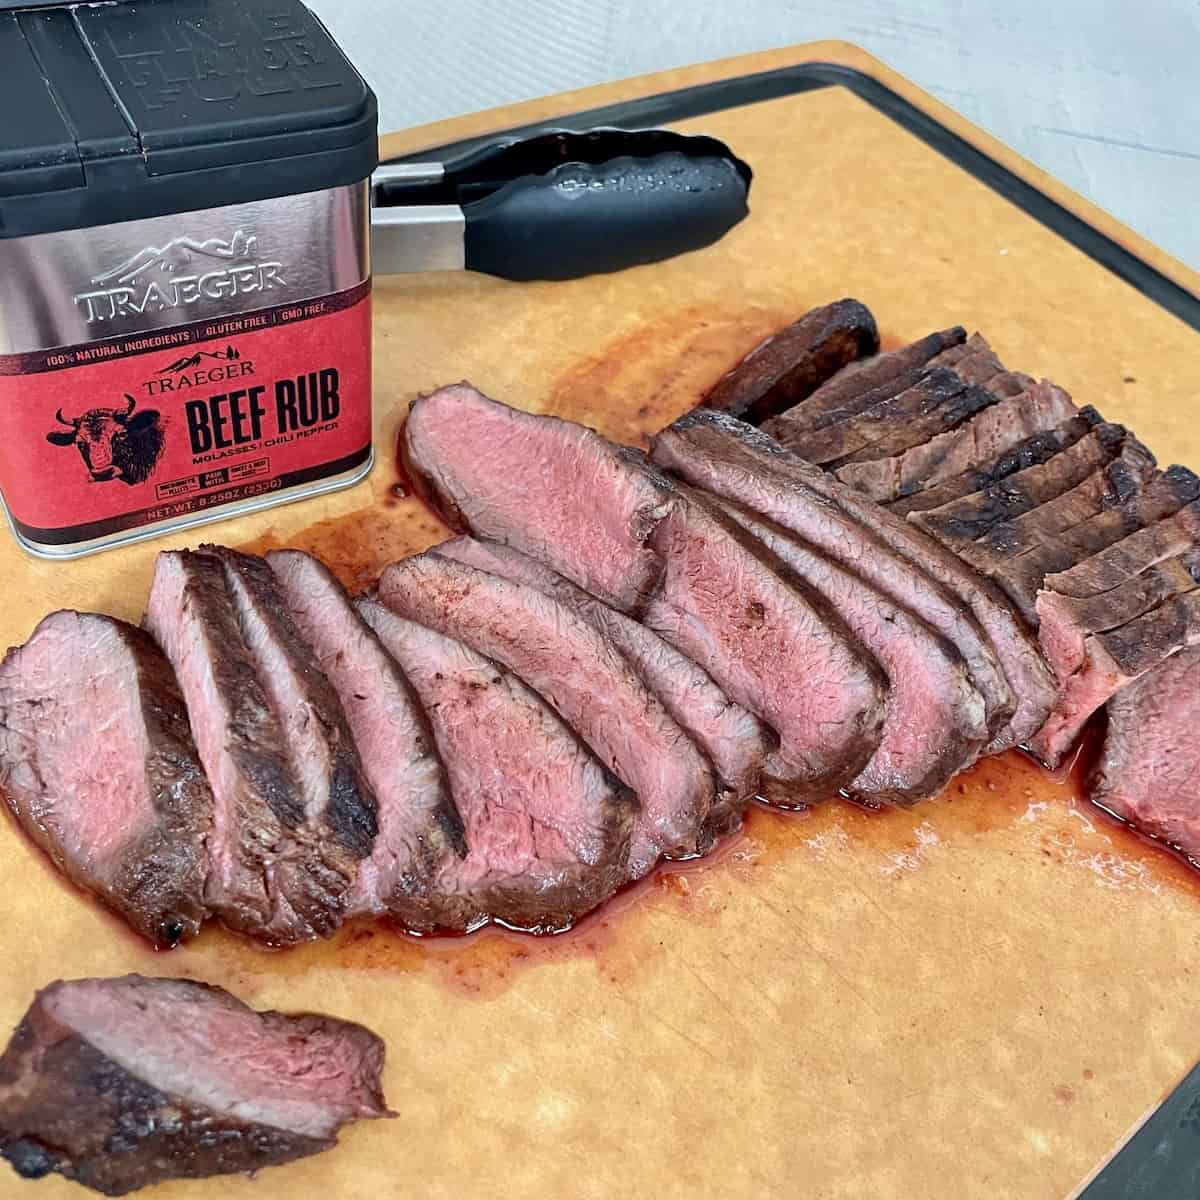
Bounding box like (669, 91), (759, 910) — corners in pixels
(4, 41), (1200, 1200)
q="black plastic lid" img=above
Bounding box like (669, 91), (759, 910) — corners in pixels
(0, 0), (378, 239)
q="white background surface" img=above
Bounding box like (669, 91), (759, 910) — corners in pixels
(308, 0), (1200, 269)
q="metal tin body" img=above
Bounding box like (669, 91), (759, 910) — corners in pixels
(0, 182), (373, 557)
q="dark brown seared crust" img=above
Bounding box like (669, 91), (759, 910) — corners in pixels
(1045, 498), (1200, 599)
(1092, 588), (1200, 678)
(150, 554), (343, 943)
(843, 381), (1079, 504)
(764, 326), (966, 435)
(801, 370), (996, 469)
(888, 412), (1099, 517)
(0, 615), (211, 949)
(911, 423), (1133, 550)
(0, 1023), (328, 1196)
(1041, 551), (1200, 646)
(202, 547), (378, 861)
(989, 467), (1200, 624)
(928, 332), (1005, 385)
(797, 461), (1055, 752)
(0, 978), (388, 1197)
(954, 440), (1159, 578)
(702, 299), (880, 423)
(107, 624), (211, 948)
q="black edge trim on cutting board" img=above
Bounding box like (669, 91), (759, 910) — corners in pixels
(386, 61), (1200, 334)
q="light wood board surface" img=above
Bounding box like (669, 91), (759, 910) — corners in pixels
(4, 44), (1200, 1200)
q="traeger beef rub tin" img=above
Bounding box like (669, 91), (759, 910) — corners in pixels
(0, 0), (378, 556)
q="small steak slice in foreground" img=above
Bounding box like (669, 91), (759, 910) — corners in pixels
(767, 326), (966, 433)
(1030, 588), (1200, 767)
(0, 975), (391, 1196)
(0, 612), (211, 948)
(267, 550), (465, 931)
(146, 551), (361, 944)
(650, 410), (1029, 750)
(433, 536), (772, 834)
(1089, 645), (1200, 858)
(377, 553), (716, 878)
(712, 499), (987, 803)
(644, 487), (886, 800)
(402, 382), (675, 612)
(702, 298), (879, 423)
(887, 411), (1099, 517)
(359, 602), (635, 931)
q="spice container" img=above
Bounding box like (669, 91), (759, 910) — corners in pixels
(0, 0), (377, 557)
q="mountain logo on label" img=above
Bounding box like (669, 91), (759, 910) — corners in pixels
(74, 232), (287, 325)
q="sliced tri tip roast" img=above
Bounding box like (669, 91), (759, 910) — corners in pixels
(2, 298), (1199, 948)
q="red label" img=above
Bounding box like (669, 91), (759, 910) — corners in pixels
(0, 283), (372, 547)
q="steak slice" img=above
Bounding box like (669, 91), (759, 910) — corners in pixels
(358, 601), (635, 930)
(402, 382), (675, 612)
(1038, 551), (1200, 683)
(712, 498), (987, 802)
(204, 547), (376, 857)
(0, 975), (390, 1196)
(911, 422), (1133, 549)
(643, 486), (886, 799)
(844, 400), (1132, 508)
(146, 551), (365, 944)
(702, 298), (880, 423)
(845, 380), (1079, 504)
(1044, 497), (1200, 599)
(989, 466), (1200, 624)
(783, 369), (994, 467)
(926, 333), (1035, 397)
(954, 438), (1158, 577)
(928, 332), (1009, 387)
(0, 612), (211, 948)
(1029, 588), (1200, 767)
(888, 411), (1099, 517)
(267, 550), (465, 931)
(650, 410), (1020, 748)
(981, 370), (1039, 399)
(767, 326), (966, 433)
(1089, 645), (1200, 858)
(377, 553), (715, 877)
(433, 536), (772, 834)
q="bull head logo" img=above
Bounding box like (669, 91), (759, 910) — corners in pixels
(47, 395), (166, 486)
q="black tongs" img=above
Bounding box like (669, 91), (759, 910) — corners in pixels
(369, 128), (753, 281)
